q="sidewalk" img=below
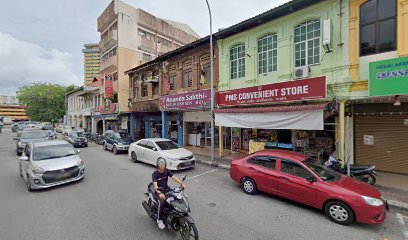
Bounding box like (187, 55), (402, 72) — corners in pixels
(193, 151), (408, 210)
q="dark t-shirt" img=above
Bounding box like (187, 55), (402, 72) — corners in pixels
(152, 169), (173, 190)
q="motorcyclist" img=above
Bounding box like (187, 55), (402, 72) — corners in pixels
(152, 158), (187, 229)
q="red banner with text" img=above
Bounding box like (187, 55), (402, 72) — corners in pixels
(104, 74), (113, 99)
(216, 76), (326, 107)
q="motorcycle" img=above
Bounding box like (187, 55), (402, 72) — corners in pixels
(142, 176), (199, 240)
(324, 156), (377, 185)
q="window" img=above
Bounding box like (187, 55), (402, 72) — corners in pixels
(294, 20), (321, 67)
(201, 64), (210, 85)
(360, 0), (396, 56)
(230, 44), (245, 79)
(112, 72), (118, 81)
(258, 34), (277, 74)
(281, 160), (313, 179)
(183, 69), (192, 88)
(169, 75), (176, 90)
(142, 82), (148, 97)
(145, 141), (156, 150)
(248, 156), (276, 170)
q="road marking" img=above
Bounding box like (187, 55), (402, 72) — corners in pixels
(187, 169), (217, 180)
(397, 213), (406, 226)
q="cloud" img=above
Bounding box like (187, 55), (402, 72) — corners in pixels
(0, 32), (81, 95)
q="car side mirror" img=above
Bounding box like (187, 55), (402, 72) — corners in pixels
(14, 137), (20, 140)
(306, 176), (317, 183)
(19, 156), (29, 161)
(152, 147), (157, 151)
(76, 149), (81, 154)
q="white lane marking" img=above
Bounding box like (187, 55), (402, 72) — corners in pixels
(397, 213), (406, 226)
(187, 169), (217, 180)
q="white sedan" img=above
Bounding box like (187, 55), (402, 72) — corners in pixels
(128, 138), (195, 170)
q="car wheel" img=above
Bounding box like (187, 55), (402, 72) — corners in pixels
(324, 201), (355, 225)
(103, 143), (108, 151)
(26, 175), (33, 192)
(241, 177), (257, 195)
(131, 151), (138, 163)
(113, 146), (118, 155)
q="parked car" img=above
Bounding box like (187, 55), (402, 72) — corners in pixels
(15, 129), (49, 155)
(15, 122), (29, 132)
(62, 125), (75, 134)
(41, 123), (53, 130)
(11, 123), (19, 132)
(18, 140), (85, 191)
(128, 138), (195, 170)
(229, 150), (386, 225)
(103, 130), (133, 154)
(64, 131), (88, 147)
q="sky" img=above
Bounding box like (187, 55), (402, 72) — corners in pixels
(0, 0), (289, 96)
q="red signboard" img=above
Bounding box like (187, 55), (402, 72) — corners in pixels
(216, 76), (326, 106)
(104, 74), (113, 99)
(160, 89), (211, 111)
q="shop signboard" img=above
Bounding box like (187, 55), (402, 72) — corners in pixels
(104, 74), (113, 99)
(216, 76), (326, 107)
(160, 89), (211, 111)
(369, 56), (408, 96)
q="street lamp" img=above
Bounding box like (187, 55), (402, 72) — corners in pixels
(205, 0), (215, 162)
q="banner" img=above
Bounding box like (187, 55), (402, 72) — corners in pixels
(160, 89), (211, 111)
(104, 73), (113, 99)
(369, 56), (408, 96)
(216, 76), (326, 107)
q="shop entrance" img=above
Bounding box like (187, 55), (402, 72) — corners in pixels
(96, 120), (103, 134)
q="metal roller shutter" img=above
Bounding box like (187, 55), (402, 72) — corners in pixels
(355, 115), (408, 174)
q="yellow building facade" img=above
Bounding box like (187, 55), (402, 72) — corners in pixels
(82, 43), (101, 85)
(349, 0), (408, 91)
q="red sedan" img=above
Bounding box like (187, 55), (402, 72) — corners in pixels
(230, 150), (386, 225)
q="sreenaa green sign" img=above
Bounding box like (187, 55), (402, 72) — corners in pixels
(369, 57), (408, 96)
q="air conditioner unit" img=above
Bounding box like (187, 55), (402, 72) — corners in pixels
(294, 66), (309, 79)
(323, 19), (332, 53)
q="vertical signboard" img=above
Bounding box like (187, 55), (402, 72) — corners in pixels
(104, 73), (113, 99)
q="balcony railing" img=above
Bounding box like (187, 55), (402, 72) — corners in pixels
(100, 55), (117, 72)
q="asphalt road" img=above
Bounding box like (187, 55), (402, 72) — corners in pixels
(0, 127), (407, 240)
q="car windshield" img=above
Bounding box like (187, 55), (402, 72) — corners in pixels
(304, 158), (340, 182)
(155, 140), (180, 150)
(33, 144), (77, 161)
(21, 131), (47, 139)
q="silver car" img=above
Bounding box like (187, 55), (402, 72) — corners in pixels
(19, 140), (85, 191)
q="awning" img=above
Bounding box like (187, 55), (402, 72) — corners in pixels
(214, 103), (327, 130)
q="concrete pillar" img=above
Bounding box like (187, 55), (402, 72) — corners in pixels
(161, 111), (168, 139)
(102, 119), (106, 133)
(177, 119), (183, 145)
(130, 113), (135, 139)
(219, 126), (223, 157)
(339, 101), (345, 165)
(145, 115), (150, 138)
(91, 118), (96, 133)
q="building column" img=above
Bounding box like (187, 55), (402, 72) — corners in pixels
(162, 111), (168, 139)
(339, 101), (346, 165)
(145, 115), (150, 138)
(219, 126), (223, 157)
(130, 113), (135, 139)
(91, 118), (96, 133)
(177, 119), (183, 146)
(102, 119), (106, 133)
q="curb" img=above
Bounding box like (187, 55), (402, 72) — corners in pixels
(387, 200), (408, 211)
(195, 158), (231, 170)
(195, 158), (408, 210)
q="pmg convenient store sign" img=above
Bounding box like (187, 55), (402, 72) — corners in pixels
(369, 57), (408, 96)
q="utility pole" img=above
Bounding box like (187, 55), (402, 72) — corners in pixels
(205, 0), (215, 162)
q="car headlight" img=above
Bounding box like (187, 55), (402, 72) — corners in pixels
(77, 160), (85, 167)
(168, 156), (179, 161)
(362, 195), (384, 206)
(32, 166), (45, 174)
